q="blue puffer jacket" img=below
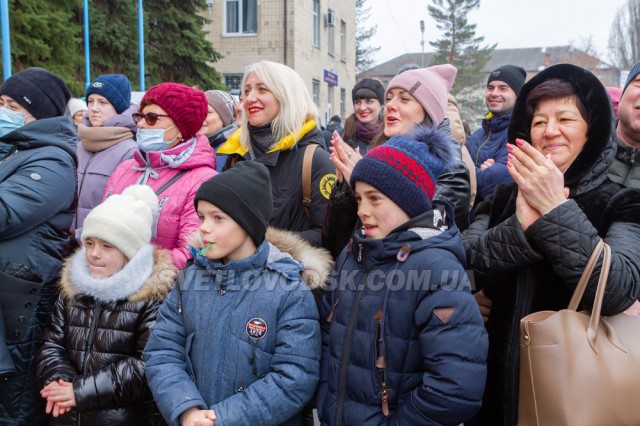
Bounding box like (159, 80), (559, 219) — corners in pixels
(317, 206), (488, 426)
(0, 116), (77, 425)
(144, 233), (324, 426)
(466, 112), (513, 202)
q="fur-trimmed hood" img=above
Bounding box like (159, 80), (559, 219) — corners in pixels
(59, 246), (177, 302)
(508, 63), (614, 195)
(188, 227), (334, 290)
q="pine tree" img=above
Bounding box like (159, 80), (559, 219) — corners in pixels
(86, 0), (139, 87)
(1, 0), (84, 95)
(427, 0), (494, 93)
(356, 0), (380, 73)
(145, 0), (224, 90)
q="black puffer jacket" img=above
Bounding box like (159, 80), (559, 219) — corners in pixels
(35, 247), (176, 426)
(463, 64), (640, 426)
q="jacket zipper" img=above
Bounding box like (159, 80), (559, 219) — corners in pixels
(0, 149), (17, 164)
(336, 244), (368, 426)
(622, 147), (637, 186)
(474, 129), (493, 166)
(73, 152), (96, 230)
(79, 302), (102, 425)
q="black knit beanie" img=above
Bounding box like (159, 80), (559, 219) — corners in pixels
(352, 78), (385, 105)
(194, 161), (273, 247)
(0, 67), (71, 119)
(487, 65), (527, 95)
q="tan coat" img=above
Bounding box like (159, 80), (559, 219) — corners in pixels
(447, 94), (477, 209)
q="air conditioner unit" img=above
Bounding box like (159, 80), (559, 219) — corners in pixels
(325, 11), (336, 27)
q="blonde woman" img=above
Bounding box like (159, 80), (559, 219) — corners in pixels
(217, 61), (335, 246)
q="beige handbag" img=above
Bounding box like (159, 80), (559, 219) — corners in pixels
(518, 240), (640, 426)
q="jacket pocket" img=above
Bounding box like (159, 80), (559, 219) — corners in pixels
(0, 269), (42, 342)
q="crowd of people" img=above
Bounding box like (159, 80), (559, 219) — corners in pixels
(0, 56), (638, 426)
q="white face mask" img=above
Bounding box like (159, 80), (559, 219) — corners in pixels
(0, 107), (30, 138)
(136, 125), (178, 152)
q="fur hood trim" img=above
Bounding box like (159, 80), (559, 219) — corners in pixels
(188, 228), (334, 290)
(60, 245), (176, 303)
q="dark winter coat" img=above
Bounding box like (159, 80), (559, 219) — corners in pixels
(218, 121), (336, 247)
(463, 64), (640, 426)
(35, 246), (176, 426)
(608, 132), (640, 189)
(466, 112), (513, 202)
(318, 205), (488, 426)
(144, 229), (333, 426)
(0, 116), (77, 426)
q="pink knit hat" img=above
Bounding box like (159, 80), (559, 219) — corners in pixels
(140, 82), (208, 140)
(386, 64), (457, 125)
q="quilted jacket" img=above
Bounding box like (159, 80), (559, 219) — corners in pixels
(608, 133), (640, 189)
(318, 205), (488, 426)
(463, 64), (640, 426)
(35, 247), (175, 426)
(103, 134), (217, 269)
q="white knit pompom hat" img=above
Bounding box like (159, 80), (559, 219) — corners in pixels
(81, 185), (159, 259)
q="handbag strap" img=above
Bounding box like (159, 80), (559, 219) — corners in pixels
(567, 239), (613, 352)
(567, 239), (606, 310)
(302, 144), (318, 219)
(155, 169), (188, 196)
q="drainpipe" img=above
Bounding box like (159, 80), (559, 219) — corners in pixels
(283, 0), (287, 65)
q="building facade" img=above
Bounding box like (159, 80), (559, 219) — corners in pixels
(201, 0), (356, 126)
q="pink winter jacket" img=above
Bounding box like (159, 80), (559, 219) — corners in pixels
(103, 134), (217, 268)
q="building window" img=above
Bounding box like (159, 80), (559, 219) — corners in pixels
(327, 9), (334, 56)
(225, 0), (257, 35)
(312, 79), (320, 106)
(312, 0), (320, 47)
(224, 74), (244, 92)
(340, 88), (345, 118)
(340, 20), (346, 62)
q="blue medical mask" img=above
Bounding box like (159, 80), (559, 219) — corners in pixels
(0, 107), (29, 138)
(136, 125), (179, 152)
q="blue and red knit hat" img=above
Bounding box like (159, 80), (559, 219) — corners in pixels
(350, 126), (455, 217)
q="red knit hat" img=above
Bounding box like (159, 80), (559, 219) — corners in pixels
(140, 83), (208, 140)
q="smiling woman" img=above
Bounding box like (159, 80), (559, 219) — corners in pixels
(463, 64), (640, 425)
(216, 60), (336, 247)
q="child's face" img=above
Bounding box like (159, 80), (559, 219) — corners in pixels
(197, 200), (256, 263)
(355, 182), (411, 239)
(84, 237), (127, 279)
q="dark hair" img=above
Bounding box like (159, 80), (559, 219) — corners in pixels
(525, 78), (588, 123)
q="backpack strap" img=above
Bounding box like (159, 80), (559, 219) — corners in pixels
(302, 144), (318, 219)
(155, 169), (189, 196)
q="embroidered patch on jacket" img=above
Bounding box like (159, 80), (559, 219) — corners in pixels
(246, 318), (268, 339)
(433, 308), (455, 324)
(319, 174), (337, 199)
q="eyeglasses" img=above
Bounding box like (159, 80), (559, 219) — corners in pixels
(132, 112), (171, 126)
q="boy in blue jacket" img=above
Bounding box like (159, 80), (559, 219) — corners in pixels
(317, 127), (488, 426)
(144, 161), (326, 426)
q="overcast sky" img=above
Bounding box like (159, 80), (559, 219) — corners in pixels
(367, 0), (629, 66)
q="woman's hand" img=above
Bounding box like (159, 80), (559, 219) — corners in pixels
(329, 131), (361, 183)
(506, 138), (568, 215)
(515, 188), (541, 231)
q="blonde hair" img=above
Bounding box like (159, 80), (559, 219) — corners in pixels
(240, 61), (319, 149)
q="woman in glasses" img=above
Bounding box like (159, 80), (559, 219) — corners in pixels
(103, 82), (217, 269)
(74, 74), (138, 245)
